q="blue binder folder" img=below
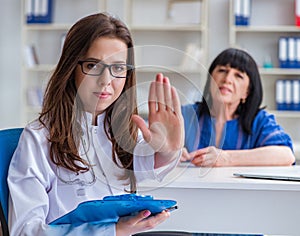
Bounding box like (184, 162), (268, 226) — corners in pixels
(26, 0), (53, 24)
(49, 194), (177, 226)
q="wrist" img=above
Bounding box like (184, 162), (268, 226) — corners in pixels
(155, 148), (182, 168)
(158, 148), (182, 159)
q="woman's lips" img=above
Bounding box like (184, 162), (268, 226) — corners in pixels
(94, 91), (111, 99)
(219, 86), (232, 94)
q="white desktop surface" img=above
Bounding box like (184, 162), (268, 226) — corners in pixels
(138, 164), (300, 235)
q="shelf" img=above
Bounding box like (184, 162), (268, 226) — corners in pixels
(233, 25), (300, 33)
(229, 0), (300, 157)
(20, 0), (109, 125)
(23, 65), (203, 74)
(130, 24), (204, 31)
(20, 0), (207, 125)
(259, 68), (300, 75)
(24, 23), (72, 31)
(135, 66), (202, 74)
(268, 110), (300, 118)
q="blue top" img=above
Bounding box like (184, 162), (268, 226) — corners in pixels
(181, 103), (293, 152)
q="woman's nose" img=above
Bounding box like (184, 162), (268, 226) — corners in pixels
(97, 68), (112, 86)
(224, 70), (234, 83)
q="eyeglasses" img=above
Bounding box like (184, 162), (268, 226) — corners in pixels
(78, 60), (134, 78)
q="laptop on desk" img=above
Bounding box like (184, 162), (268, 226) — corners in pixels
(233, 166), (300, 181)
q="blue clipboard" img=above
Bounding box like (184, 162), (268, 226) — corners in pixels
(49, 194), (177, 226)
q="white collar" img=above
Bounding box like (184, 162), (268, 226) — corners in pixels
(84, 112), (105, 126)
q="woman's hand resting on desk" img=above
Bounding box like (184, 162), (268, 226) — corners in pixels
(180, 147), (191, 162)
(181, 146), (295, 167)
(180, 146), (231, 167)
(116, 210), (170, 236)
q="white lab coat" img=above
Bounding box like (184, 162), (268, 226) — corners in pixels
(8, 112), (179, 236)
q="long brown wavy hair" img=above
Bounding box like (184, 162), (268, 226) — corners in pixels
(39, 13), (138, 192)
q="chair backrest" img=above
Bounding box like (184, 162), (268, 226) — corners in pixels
(0, 128), (23, 235)
(133, 231), (192, 236)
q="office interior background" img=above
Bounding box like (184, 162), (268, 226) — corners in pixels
(1, 0), (300, 161)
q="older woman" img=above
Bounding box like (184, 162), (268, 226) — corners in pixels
(181, 47), (295, 167)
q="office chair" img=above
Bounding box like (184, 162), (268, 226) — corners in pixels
(0, 128), (191, 236)
(134, 231), (192, 236)
(0, 128), (23, 236)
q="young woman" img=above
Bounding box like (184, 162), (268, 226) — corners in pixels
(8, 13), (184, 235)
(181, 48), (295, 167)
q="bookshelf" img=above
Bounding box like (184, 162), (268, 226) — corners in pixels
(21, 0), (208, 123)
(20, 0), (108, 124)
(229, 0), (300, 159)
(124, 0), (208, 116)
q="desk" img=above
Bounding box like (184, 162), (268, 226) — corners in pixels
(138, 164), (300, 235)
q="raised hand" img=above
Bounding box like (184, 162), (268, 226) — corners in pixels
(132, 73), (184, 166)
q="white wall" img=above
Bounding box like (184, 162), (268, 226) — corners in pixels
(207, 0), (229, 62)
(0, 0), (22, 128)
(0, 0), (229, 129)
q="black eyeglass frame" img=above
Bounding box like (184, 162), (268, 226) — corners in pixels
(78, 60), (134, 78)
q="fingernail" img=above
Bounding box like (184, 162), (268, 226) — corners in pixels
(143, 210), (151, 217)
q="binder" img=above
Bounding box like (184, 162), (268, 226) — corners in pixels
(285, 79), (292, 110)
(33, 0), (40, 18)
(40, 0), (48, 16)
(288, 37), (297, 68)
(241, 0), (251, 26)
(26, 0), (53, 24)
(277, 79), (300, 111)
(292, 80), (300, 111)
(278, 36), (300, 68)
(278, 37), (288, 68)
(234, 0), (243, 26)
(276, 79), (285, 110)
(296, 37), (300, 68)
(49, 194), (177, 226)
(25, 0), (34, 23)
(296, 0), (300, 27)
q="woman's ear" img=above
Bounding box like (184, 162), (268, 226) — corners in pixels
(241, 91), (249, 104)
(243, 88), (250, 100)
